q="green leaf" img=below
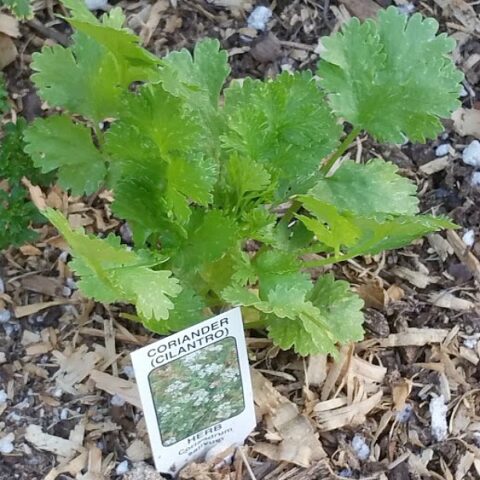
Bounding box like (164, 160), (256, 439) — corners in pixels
(296, 196), (361, 254)
(318, 6), (463, 142)
(298, 194), (454, 259)
(308, 274), (364, 344)
(161, 38), (230, 108)
(31, 34), (122, 121)
(348, 214), (455, 257)
(66, 20), (159, 86)
(175, 210), (239, 270)
(43, 208), (181, 325)
(1, 0), (32, 19)
(24, 115), (106, 195)
(0, 73), (8, 114)
(223, 71), (342, 197)
(310, 159), (419, 216)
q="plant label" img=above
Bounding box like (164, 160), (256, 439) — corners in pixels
(131, 307), (256, 475)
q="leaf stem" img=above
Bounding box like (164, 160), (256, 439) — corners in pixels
(320, 126), (362, 175)
(303, 252), (357, 268)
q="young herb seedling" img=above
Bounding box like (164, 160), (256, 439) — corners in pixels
(24, 0), (463, 355)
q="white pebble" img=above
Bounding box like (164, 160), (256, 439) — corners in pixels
(0, 278), (4, 295)
(463, 334), (480, 349)
(398, 3), (415, 14)
(247, 6), (272, 31)
(472, 172), (480, 187)
(351, 434), (370, 460)
(111, 394), (126, 407)
(462, 140), (480, 168)
(60, 408), (69, 420)
(460, 85), (468, 97)
(396, 403), (413, 423)
(0, 389), (7, 403)
(462, 229), (475, 247)
(0, 310), (10, 323)
(122, 365), (135, 379)
(115, 460), (129, 475)
(435, 144), (450, 157)
(85, 0), (109, 10)
(429, 395), (448, 441)
(0, 433), (14, 454)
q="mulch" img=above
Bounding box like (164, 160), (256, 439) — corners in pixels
(1, 0), (480, 479)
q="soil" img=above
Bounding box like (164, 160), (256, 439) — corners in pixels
(1, 1), (480, 479)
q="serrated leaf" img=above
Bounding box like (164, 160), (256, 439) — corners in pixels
(161, 38), (230, 108)
(298, 194), (454, 259)
(223, 71), (342, 197)
(31, 34), (122, 121)
(2, 0), (32, 19)
(24, 115), (106, 195)
(67, 19), (159, 85)
(43, 209), (181, 325)
(348, 214), (455, 257)
(308, 274), (364, 344)
(175, 210), (239, 270)
(318, 6), (463, 142)
(296, 196), (361, 254)
(310, 159), (418, 216)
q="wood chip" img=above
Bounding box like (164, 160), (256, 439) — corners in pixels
(14, 300), (72, 318)
(53, 345), (103, 394)
(452, 108), (480, 137)
(306, 354), (327, 387)
(252, 370), (326, 467)
(25, 425), (81, 459)
(90, 370), (141, 408)
(0, 13), (19, 37)
(428, 234), (454, 262)
(140, 0), (169, 45)
(376, 328), (449, 347)
(22, 275), (65, 297)
(314, 390), (383, 431)
(0, 33), (17, 70)
(428, 291), (475, 311)
(126, 439), (151, 462)
(391, 266), (439, 289)
(446, 230), (480, 283)
(337, 0), (380, 20)
(420, 156), (450, 175)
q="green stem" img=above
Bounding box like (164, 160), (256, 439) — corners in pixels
(303, 251), (357, 268)
(320, 126), (362, 175)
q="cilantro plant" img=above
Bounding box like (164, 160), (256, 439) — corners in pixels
(0, 120), (52, 249)
(24, 1), (463, 355)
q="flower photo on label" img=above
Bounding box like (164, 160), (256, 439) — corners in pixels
(148, 337), (245, 446)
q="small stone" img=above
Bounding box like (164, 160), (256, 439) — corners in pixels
(460, 85), (468, 97)
(398, 2), (415, 14)
(250, 32), (282, 63)
(0, 390), (7, 403)
(116, 460), (129, 475)
(0, 310), (11, 324)
(462, 229), (475, 247)
(0, 278), (4, 295)
(462, 140), (480, 168)
(122, 365), (135, 379)
(351, 434), (370, 460)
(0, 433), (14, 454)
(85, 0), (109, 10)
(472, 171), (480, 187)
(111, 394), (126, 407)
(429, 395), (448, 441)
(247, 6), (272, 31)
(435, 143), (450, 157)
(396, 403), (413, 423)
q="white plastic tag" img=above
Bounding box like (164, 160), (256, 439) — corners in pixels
(131, 307), (256, 475)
